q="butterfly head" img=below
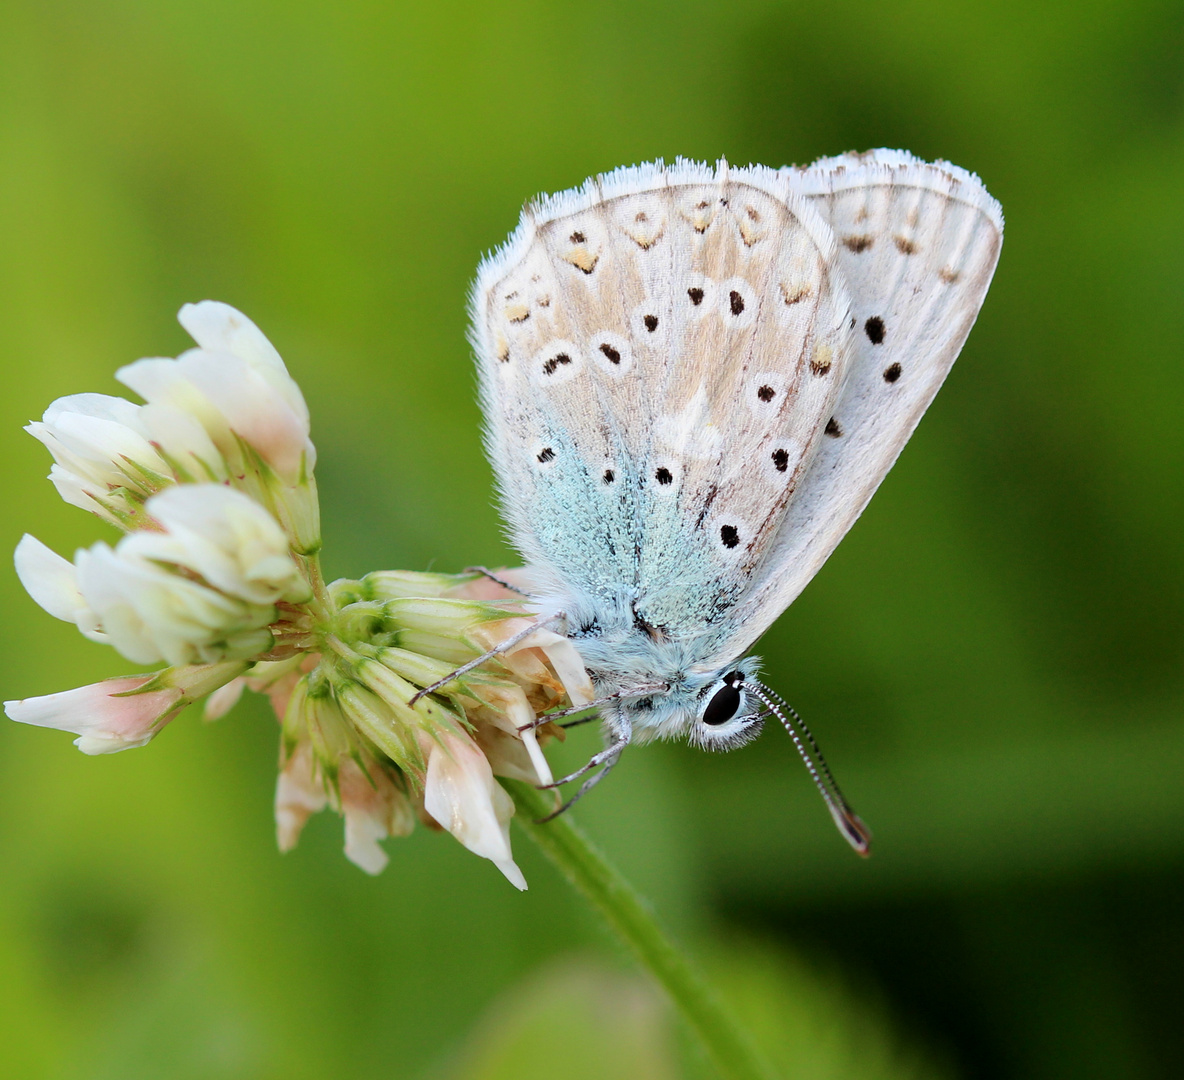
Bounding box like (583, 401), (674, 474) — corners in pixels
(687, 658), (767, 752)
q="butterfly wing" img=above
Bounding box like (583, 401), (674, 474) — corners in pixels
(471, 161), (855, 642)
(698, 149), (1004, 668)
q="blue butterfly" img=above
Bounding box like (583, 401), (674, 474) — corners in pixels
(465, 152), (1001, 851)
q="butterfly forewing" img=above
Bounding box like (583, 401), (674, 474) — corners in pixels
(699, 151), (1004, 667)
(473, 162), (855, 640)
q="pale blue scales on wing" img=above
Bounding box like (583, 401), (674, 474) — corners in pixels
(469, 151), (1003, 848)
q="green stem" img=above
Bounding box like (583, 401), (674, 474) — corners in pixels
(504, 780), (780, 1080)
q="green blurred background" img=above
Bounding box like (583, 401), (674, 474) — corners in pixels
(1, 0), (1182, 1077)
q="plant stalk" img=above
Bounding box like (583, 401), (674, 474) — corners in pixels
(504, 779), (780, 1080)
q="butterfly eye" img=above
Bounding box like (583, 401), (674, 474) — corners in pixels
(701, 675), (743, 726)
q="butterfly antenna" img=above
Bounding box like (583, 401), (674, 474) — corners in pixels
(757, 682), (853, 812)
(462, 566), (533, 596)
(742, 681), (871, 857)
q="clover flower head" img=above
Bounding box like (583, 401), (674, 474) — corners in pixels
(6, 302), (590, 888)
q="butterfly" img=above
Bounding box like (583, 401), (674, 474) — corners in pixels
(466, 150), (1003, 851)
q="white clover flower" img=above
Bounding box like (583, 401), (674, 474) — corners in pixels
(13, 534), (106, 643)
(275, 742), (329, 851)
(6, 676), (178, 753)
(7, 301), (597, 889)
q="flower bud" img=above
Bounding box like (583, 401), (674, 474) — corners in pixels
(380, 596), (524, 666)
(334, 678), (425, 778)
(360, 569), (480, 601)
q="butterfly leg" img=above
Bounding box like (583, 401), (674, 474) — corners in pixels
(462, 565), (533, 596)
(533, 736), (629, 822)
(407, 612), (566, 705)
(539, 730), (630, 790)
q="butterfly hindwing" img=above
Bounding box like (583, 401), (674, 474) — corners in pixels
(700, 150), (1004, 667)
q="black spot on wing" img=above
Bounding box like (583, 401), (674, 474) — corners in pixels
(825, 417), (842, 437)
(537, 447), (555, 463)
(772, 448), (789, 472)
(542, 352), (572, 376)
(720, 524), (740, 549)
(643, 314), (659, 332)
(883, 363), (902, 383)
(864, 316), (885, 344)
(688, 287), (705, 306)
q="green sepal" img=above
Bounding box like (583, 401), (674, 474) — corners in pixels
(333, 674), (423, 777)
(280, 673), (312, 761)
(115, 453), (173, 493)
(112, 659), (250, 701)
(389, 629), (479, 666)
(360, 569), (483, 601)
(371, 645), (507, 702)
(381, 596), (521, 634)
(332, 600), (390, 645)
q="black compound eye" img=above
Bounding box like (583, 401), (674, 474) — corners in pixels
(702, 678), (743, 726)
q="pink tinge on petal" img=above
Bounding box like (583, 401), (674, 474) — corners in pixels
(247, 658), (315, 722)
(4, 676), (181, 754)
(275, 743), (327, 852)
(175, 350), (313, 482)
(118, 350), (314, 485)
(470, 684), (553, 786)
(178, 301), (288, 378)
(447, 566), (539, 602)
(337, 758), (413, 875)
(203, 677), (246, 720)
(537, 639), (595, 706)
